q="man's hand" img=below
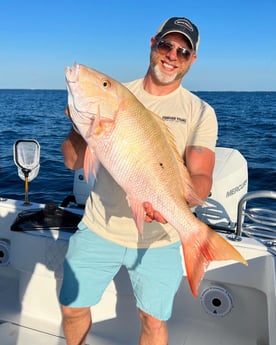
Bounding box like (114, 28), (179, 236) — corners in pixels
(143, 202), (167, 224)
(64, 105), (70, 116)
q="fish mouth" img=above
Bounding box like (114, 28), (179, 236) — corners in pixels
(65, 63), (80, 83)
(65, 63), (98, 123)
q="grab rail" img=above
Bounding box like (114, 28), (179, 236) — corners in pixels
(228, 191), (276, 254)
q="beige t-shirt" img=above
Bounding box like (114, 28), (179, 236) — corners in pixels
(82, 79), (218, 248)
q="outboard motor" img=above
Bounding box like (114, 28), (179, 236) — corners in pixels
(195, 147), (248, 229)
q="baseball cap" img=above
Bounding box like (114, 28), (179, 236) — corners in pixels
(155, 17), (200, 51)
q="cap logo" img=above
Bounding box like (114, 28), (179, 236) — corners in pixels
(174, 19), (194, 32)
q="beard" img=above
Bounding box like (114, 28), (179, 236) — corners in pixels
(151, 64), (178, 84)
(150, 51), (188, 85)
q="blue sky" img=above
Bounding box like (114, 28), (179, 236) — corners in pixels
(1, 0), (276, 91)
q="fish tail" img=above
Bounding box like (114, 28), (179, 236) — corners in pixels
(181, 221), (247, 298)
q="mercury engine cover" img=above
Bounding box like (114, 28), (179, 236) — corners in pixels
(195, 147), (248, 229)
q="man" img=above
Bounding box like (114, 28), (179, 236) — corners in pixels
(60, 17), (218, 345)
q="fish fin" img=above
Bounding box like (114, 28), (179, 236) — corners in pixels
(181, 221), (247, 298)
(126, 195), (145, 237)
(83, 146), (99, 182)
(177, 161), (204, 205)
(149, 110), (181, 158)
(92, 104), (114, 136)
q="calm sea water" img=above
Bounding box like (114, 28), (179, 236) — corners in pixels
(0, 90), (275, 210)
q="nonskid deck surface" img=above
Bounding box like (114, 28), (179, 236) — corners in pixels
(0, 314), (263, 345)
(0, 322), (135, 345)
(0, 322), (66, 345)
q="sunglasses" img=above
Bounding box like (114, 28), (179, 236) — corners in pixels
(154, 39), (192, 61)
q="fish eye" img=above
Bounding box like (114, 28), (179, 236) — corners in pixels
(102, 79), (111, 89)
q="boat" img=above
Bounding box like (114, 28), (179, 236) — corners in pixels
(0, 139), (275, 345)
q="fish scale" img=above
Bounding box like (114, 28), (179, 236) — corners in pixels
(97, 110), (176, 200)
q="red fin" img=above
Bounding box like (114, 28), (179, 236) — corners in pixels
(92, 104), (114, 136)
(181, 221), (247, 298)
(83, 146), (99, 182)
(126, 195), (145, 237)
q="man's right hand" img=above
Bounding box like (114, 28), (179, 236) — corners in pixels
(143, 202), (167, 224)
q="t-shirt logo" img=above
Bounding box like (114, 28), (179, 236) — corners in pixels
(162, 116), (186, 123)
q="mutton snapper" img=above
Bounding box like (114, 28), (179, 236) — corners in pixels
(65, 63), (247, 297)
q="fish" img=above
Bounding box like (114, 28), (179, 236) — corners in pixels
(65, 63), (247, 297)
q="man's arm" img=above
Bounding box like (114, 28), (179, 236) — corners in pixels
(61, 127), (87, 170)
(184, 145), (215, 207)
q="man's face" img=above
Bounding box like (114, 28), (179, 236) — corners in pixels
(149, 32), (197, 85)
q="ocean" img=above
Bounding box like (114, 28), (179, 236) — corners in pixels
(0, 89), (275, 211)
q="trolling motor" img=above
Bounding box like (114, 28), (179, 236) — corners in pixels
(13, 139), (40, 205)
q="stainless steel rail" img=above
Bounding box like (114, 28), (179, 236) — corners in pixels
(228, 191), (276, 254)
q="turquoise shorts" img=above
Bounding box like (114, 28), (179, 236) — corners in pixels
(59, 221), (183, 320)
